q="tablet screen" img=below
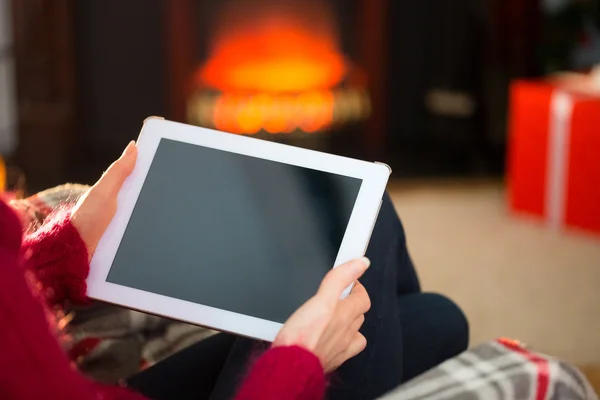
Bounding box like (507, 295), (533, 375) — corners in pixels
(107, 138), (362, 324)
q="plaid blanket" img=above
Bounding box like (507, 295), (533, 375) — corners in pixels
(379, 338), (598, 400)
(10, 184), (215, 383)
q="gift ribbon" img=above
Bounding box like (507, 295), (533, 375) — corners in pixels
(546, 90), (574, 229)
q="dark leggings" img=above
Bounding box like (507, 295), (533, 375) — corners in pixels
(127, 193), (469, 400)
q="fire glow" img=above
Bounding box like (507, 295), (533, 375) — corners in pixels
(188, 0), (369, 135)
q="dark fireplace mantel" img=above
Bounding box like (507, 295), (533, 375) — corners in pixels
(11, 0), (77, 191)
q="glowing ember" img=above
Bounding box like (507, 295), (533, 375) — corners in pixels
(188, 0), (369, 135)
(188, 88), (369, 135)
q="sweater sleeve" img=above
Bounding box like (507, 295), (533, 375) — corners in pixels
(3, 200), (325, 400)
(0, 201), (146, 400)
(234, 346), (326, 400)
(21, 207), (90, 306)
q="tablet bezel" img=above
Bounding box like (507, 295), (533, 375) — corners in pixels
(88, 117), (391, 341)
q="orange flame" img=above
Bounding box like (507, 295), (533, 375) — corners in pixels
(196, 0), (347, 93)
(189, 0), (369, 135)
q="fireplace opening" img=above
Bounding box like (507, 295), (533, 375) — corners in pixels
(187, 0), (370, 142)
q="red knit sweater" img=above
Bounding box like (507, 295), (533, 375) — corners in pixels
(0, 199), (325, 400)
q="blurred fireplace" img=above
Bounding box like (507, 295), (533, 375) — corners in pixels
(185, 0), (370, 150)
(68, 0), (384, 181)
(167, 0), (385, 155)
(8, 0), (387, 188)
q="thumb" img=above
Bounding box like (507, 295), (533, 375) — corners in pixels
(95, 141), (137, 195)
(317, 257), (370, 302)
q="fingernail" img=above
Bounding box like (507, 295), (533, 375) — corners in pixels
(359, 257), (371, 269)
(121, 141), (135, 158)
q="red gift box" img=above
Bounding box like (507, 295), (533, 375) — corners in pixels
(507, 73), (600, 235)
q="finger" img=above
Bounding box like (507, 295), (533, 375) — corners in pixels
(327, 332), (367, 372)
(317, 257), (370, 302)
(336, 291), (369, 324)
(314, 313), (364, 364)
(350, 314), (365, 333)
(95, 141), (137, 195)
(345, 332), (367, 359)
(345, 282), (371, 314)
(335, 282), (370, 323)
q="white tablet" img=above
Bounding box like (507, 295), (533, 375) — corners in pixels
(88, 117), (390, 341)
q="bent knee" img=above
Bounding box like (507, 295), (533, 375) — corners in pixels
(421, 293), (469, 354)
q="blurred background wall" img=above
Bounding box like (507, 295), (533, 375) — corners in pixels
(0, 0), (17, 156)
(6, 0), (580, 190)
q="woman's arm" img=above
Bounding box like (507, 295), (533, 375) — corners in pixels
(0, 201), (145, 400)
(21, 207), (90, 306)
(3, 200), (324, 400)
(17, 205), (327, 400)
(234, 346), (326, 400)
(18, 143), (137, 308)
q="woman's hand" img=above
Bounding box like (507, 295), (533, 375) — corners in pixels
(273, 257), (371, 373)
(71, 141), (137, 259)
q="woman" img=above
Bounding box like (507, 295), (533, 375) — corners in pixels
(0, 142), (468, 399)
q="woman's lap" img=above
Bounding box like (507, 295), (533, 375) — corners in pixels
(128, 193), (468, 400)
(128, 333), (238, 399)
(397, 293), (469, 383)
